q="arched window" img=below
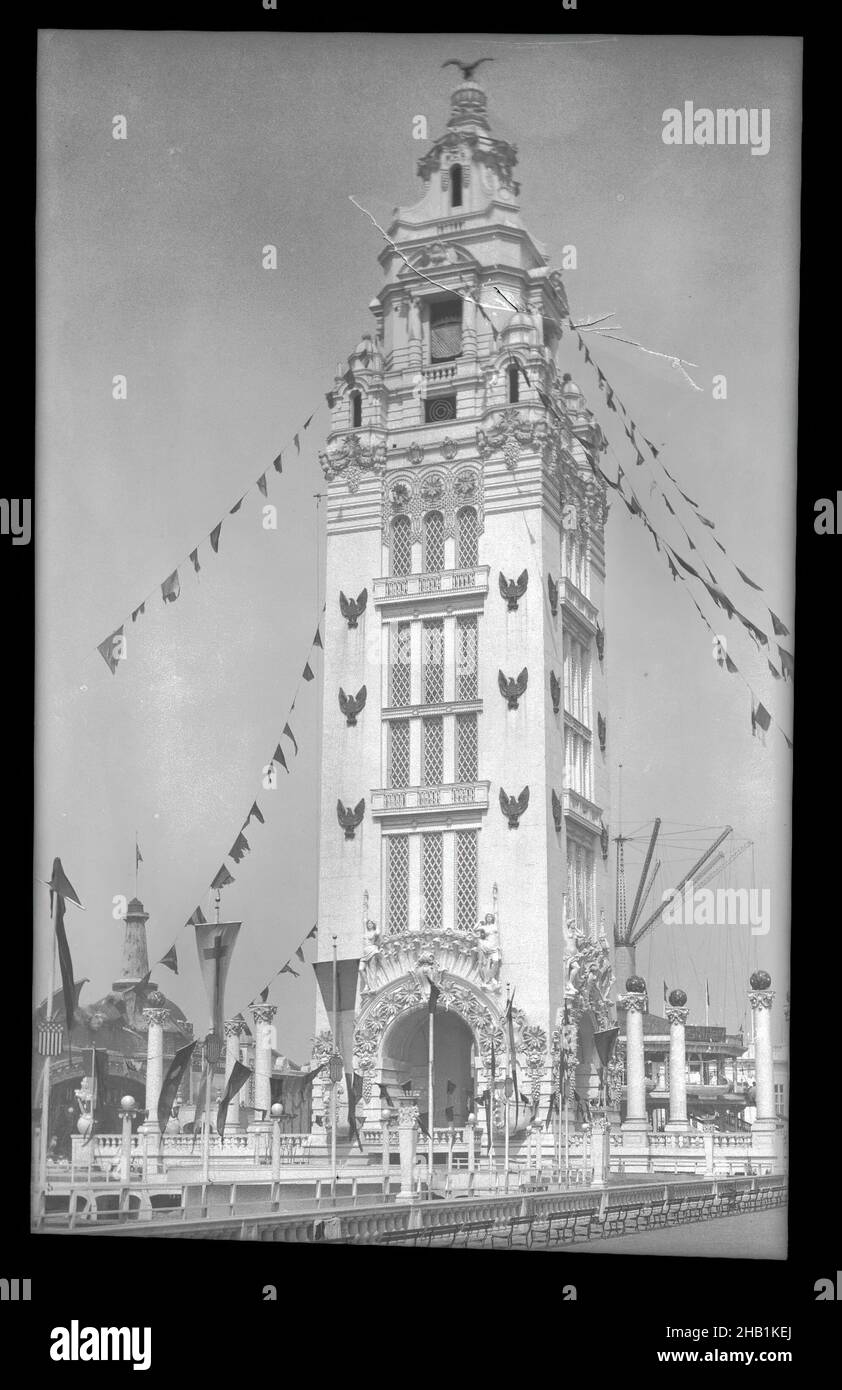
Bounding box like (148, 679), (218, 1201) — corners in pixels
(350, 390), (362, 428)
(423, 510), (445, 572)
(391, 515), (412, 577)
(456, 507), (479, 568)
(451, 163), (463, 208)
(508, 364), (520, 404)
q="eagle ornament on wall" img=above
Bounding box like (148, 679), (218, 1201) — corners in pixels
(547, 573), (559, 617)
(338, 686), (367, 726)
(500, 786), (530, 829)
(498, 668), (528, 710)
(499, 569), (528, 611)
(336, 799), (365, 840)
(550, 670), (561, 714)
(339, 588), (368, 629)
(551, 789), (562, 832)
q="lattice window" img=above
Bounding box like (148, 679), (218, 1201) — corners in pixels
(388, 720), (410, 789)
(422, 716), (444, 787)
(430, 299), (462, 362)
(386, 836), (410, 935)
(422, 619), (444, 703)
(456, 712), (478, 783)
(456, 614), (478, 699)
(391, 515), (412, 577)
(456, 507), (479, 568)
(422, 832), (444, 930)
(423, 511), (446, 573)
(390, 622), (412, 707)
(455, 830), (478, 932)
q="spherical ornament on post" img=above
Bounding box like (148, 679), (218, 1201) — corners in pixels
(668, 988), (687, 1007)
(270, 1103), (284, 1120)
(750, 970), (772, 991)
(625, 975), (646, 994)
(119, 1095), (137, 1118)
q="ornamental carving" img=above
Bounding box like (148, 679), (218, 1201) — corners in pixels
(476, 409), (542, 471)
(440, 436), (458, 461)
(565, 931), (615, 1029)
(358, 919), (502, 1002)
(748, 990), (775, 1012)
(665, 1005), (690, 1026)
(319, 434), (387, 492)
(407, 442), (424, 466)
(381, 464), (484, 545)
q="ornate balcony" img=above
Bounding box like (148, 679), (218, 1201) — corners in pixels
(563, 787), (603, 834)
(373, 565), (489, 616)
(560, 576), (599, 634)
(371, 779), (490, 825)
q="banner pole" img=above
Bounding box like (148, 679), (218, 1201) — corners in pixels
(38, 904), (58, 1204)
(331, 936), (338, 1199)
(428, 1006), (434, 1192)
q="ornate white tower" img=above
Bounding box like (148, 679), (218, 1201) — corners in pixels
(314, 70), (612, 1139)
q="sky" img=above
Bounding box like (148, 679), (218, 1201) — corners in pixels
(36, 31), (800, 1058)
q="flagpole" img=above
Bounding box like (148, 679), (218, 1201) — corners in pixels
(201, 1049), (213, 1187)
(331, 935), (338, 1198)
(38, 900), (58, 1206)
(504, 982), (510, 1187)
(88, 1045), (96, 1187)
(428, 1000), (434, 1191)
(564, 1075), (570, 1187)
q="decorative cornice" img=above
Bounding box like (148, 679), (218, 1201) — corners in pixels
(748, 990), (775, 1012)
(320, 434), (388, 492)
(665, 1006), (690, 1027)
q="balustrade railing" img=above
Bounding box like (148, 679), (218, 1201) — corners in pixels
(373, 566), (489, 604)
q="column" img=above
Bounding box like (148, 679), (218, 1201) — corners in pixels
(665, 989), (690, 1133)
(396, 1090), (420, 1203)
(462, 284), (478, 357)
(748, 971), (776, 1131)
(250, 1004), (277, 1132)
(140, 1008), (168, 1135)
(619, 980), (648, 1131)
(407, 293), (422, 370)
(224, 1018), (246, 1130)
(590, 1115), (610, 1188)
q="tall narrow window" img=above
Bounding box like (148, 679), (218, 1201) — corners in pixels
(508, 364), (520, 404)
(455, 830), (478, 932)
(456, 614), (478, 700)
(423, 511), (445, 572)
(390, 622), (411, 707)
(422, 619), (444, 703)
(456, 507), (479, 568)
(422, 832), (444, 930)
(386, 836), (410, 934)
(391, 515), (412, 577)
(450, 163), (463, 208)
(350, 390), (362, 428)
(422, 716), (444, 786)
(456, 712), (478, 783)
(388, 720), (410, 788)
(430, 298), (463, 362)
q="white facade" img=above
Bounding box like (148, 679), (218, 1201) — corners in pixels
(313, 76), (611, 1132)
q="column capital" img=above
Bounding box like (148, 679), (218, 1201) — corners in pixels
(617, 993), (647, 1014)
(665, 1005), (689, 1027)
(252, 1004), (278, 1025)
(142, 1007), (169, 1028)
(224, 1017), (247, 1038)
(748, 990), (775, 1012)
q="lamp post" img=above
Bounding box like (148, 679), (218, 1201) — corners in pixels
(118, 1095), (137, 1185)
(270, 1102), (284, 1182)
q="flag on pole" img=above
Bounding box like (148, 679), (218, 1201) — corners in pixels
(428, 979), (440, 1014)
(268, 1064), (326, 1133)
(663, 981), (669, 1003)
(135, 839), (143, 872)
(505, 992), (519, 1126)
(345, 1071), (364, 1151)
(592, 1027), (619, 1069)
(194, 920), (242, 1041)
(706, 979), (711, 1009)
(216, 1060), (252, 1139)
(47, 858), (83, 1043)
(312, 958), (360, 1066)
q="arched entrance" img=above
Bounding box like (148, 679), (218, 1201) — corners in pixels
(380, 1009), (476, 1126)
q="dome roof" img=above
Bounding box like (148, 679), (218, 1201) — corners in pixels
(561, 373), (582, 398)
(502, 312), (536, 346)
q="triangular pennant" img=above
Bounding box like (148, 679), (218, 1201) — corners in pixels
(257, 473), (268, 497)
(160, 944), (178, 974)
(295, 945), (305, 963)
(97, 627), (124, 675)
(302, 661), (315, 681)
(283, 723), (298, 756)
(273, 743), (289, 772)
(696, 513), (715, 529)
(768, 659), (782, 680)
(189, 548), (201, 574)
(313, 628), (323, 650)
(307, 924), (318, 939)
(242, 801), (265, 830)
(228, 831), (250, 864)
(644, 437), (660, 458)
(131, 602), (145, 622)
(725, 653), (739, 675)
(210, 523), (222, 553)
(304, 414), (314, 429)
(260, 985), (270, 1003)
(280, 962), (300, 978)
(161, 571), (180, 604)
(325, 391), (336, 409)
(272, 453), (283, 474)
(293, 434), (300, 454)
(210, 864), (235, 891)
(736, 566), (763, 592)
(769, 610), (789, 637)
(230, 497), (244, 515)
(778, 646), (794, 681)
(187, 906), (207, 927)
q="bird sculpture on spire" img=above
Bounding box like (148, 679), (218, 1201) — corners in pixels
(442, 57), (494, 82)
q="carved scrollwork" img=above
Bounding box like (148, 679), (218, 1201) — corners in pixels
(381, 464), (484, 546)
(320, 434), (387, 492)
